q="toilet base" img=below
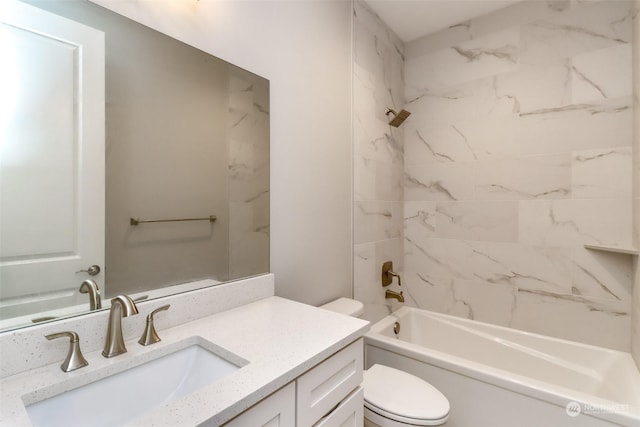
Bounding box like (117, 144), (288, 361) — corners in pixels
(364, 406), (448, 427)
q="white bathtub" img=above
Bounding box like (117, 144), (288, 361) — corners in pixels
(364, 306), (640, 427)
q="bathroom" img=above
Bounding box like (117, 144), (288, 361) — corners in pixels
(1, 0), (639, 426)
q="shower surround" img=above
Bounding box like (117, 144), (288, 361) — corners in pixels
(354, 0), (636, 352)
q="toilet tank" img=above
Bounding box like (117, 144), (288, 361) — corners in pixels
(320, 298), (364, 318)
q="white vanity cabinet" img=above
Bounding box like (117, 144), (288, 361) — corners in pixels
(223, 338), (363, 427)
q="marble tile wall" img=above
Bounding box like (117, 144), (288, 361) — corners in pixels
(352, 1), (406, 321)
(403, 0), (634, 351)
(228, 68), (270, 280)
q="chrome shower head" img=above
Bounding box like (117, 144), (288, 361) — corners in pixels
(385, 108), (411, 127)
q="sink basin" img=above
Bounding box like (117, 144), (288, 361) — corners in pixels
(26, 343), (242, 427)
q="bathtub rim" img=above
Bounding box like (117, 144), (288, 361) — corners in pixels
(365, 306), (640, 426)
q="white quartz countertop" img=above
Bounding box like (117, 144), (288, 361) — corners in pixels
(0, 296), (370, 426)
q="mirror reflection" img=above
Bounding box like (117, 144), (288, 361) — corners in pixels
(0, 0), (270, 331)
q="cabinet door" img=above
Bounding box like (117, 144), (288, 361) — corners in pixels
(297, 339), (363, 426)
(224, 382), (295, 427)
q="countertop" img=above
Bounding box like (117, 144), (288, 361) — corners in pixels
(0, 296), (370, 426)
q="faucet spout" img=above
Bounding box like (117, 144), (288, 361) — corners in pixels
(385, 289), (405, 303)
(79, 279), (102, 311)
(102, 295), (139, 358)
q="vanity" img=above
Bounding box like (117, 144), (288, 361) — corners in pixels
(0, 275), (369, 426)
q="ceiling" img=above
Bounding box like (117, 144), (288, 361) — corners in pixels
(364, 0), (524, 43)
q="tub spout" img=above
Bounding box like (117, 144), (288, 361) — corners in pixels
(385, 289), (404, 303)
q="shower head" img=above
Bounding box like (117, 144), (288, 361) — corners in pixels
(385, 108), (411, 127)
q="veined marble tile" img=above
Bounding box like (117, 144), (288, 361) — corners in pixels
(354, 242), (391, 323)
(518, 199), (633, 247)
(435, 200), (519, 242)
(572, 147), (632, 199)
(474, 154), (572, 200)
(404, 124), (475, 165)
(354, 201), (403, 244)
(520, 0), (632, 65)
(404, 201), (436, 243)
(353, 66), (404, 160)
(354, 158), (404, 202)
(406, 27), (519, 93)
(511, 289), (631, 351)
(455, 116), (521, 160)
(468, 0), (571, 42)
(571, 246), (632, 301)
(404, 162), (475, 201)
(495, 61), (572, 114)
(405, 115), (520, 165)
(354, 7), (405, 112)
(404, 236), (475, 283)
(518, 97), (632, 155)
(354, 0), (404, 64)
(354, 156), (377, 201)
(571, 44), (632, 104)
(449, 279), (516, 326)
(354, 238), (403, 323)
(403, 271), (455, 313)
(406, 76), (522, 130)
(469, 241), (572, 294)
(354, 242), (377, 288)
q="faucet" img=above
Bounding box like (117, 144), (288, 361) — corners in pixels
(102, 295), (139, 358)
(385, 289), (405, 303)
(79, 279), (102, 311)
(45, 331), (89, 372)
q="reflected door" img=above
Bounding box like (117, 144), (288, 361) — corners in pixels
(0, 0), (105, 318)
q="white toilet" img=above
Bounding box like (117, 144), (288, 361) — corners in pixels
(321, 298), (450, 426)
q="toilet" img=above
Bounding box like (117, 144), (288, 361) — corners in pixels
(321, 298), (450, 426)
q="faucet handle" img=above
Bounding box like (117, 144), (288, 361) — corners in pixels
(138, 304), (170, 346)
(382, 261), (402, 287)
(45, 331), (89, 372)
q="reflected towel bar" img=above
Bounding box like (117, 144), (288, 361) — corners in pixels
(130, 215), (217, 226)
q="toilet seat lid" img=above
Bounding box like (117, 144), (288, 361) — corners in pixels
(363, 364), (450, 422)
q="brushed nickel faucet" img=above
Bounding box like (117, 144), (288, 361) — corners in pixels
(79, 279), (102, 311)
(385, 289), (405, 303)
(102, 295), (139, 358)
(45, 331), (89, 372)
(138, 305), (170, 346)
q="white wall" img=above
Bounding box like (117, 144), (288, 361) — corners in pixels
(90, 0), (353, 305)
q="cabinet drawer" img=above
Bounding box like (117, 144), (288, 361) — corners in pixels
(297, 339), (363, 426)
(313, 387), (363, 427)
(223, 382), (295, 427)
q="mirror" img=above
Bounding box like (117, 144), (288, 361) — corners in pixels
(0, 0), (270, 331)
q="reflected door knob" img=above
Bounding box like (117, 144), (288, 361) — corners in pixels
(76, 265), (101, 276)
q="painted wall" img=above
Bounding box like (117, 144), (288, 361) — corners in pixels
(632, 0), (640, 369)
(352, 1), (406, 321)
(88, 0), (353, 305)
(403, 0), (634, 351)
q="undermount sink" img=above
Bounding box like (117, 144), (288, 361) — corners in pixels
(26, 342), (243, 427)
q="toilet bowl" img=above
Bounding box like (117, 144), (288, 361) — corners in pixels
(320, 298), (450, 426)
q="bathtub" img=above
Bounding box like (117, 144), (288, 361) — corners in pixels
(364, 306), (640, 427)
